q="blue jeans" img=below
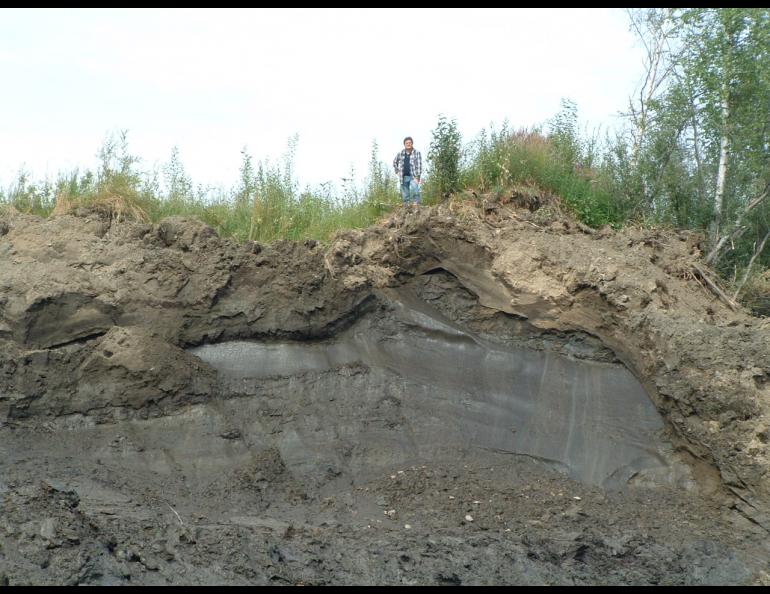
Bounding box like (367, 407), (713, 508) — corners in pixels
(400, 175), (421, 204)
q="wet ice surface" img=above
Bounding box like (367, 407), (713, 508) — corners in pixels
(191, 289), (691, 490)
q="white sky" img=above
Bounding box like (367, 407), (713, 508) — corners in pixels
(0, 8), (642, 192)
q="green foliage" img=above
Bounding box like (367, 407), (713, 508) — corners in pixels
(3, 168), (56, 215)
(362, 140), (400, 217)
(548, 99), (582, 168)
(426, 115), (462, 200)
(460, 119), (620, 228)
(605, 8), (770, 287)
(164, 146), (194, 204)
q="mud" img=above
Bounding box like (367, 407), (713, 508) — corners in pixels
(0, 201), (769, 584)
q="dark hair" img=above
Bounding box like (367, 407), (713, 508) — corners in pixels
(403, 136), (413, 145)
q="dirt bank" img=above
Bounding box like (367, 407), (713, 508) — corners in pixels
(0, 200), (768, 584)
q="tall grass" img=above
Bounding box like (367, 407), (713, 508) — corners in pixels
(0, 133), (401, 243)
(460, 122), (621, 228)
(0, 119), (663, 243)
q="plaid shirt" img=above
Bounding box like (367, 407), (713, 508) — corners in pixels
(393, 149), (422, 181)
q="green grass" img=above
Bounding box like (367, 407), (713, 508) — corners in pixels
(458, 127), (622, 228)
(0, 126), (665, 243)
(0, 133), (403, 244)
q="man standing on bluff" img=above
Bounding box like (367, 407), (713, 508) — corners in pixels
(393, 136), (422, 206)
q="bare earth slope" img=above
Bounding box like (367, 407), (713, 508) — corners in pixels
(0, 201), (768, 585)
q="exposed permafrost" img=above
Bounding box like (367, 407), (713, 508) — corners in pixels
(192, 287), (692, 490)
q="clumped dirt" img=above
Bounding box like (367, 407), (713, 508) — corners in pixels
(0, 200), (769, 585)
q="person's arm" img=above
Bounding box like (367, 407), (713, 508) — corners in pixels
(415, 150), (422, 182)
(393, 152), (400, 175)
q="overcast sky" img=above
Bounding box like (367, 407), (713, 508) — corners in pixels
(0, 8), (643, 192)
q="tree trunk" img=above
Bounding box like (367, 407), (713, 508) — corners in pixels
(712, 92), (730, 245)
(686, 80), (708, 217)
(628, 9), (674, 171)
